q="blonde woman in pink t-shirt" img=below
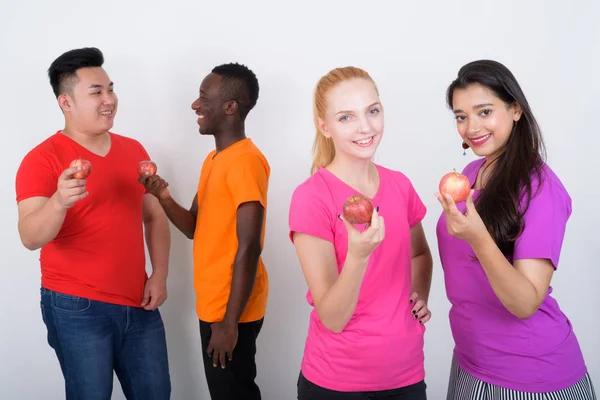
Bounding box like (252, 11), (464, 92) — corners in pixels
(288, 67), (433, 400)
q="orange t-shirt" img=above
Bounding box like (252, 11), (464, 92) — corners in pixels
(15, 132), (151, 307)
(193, 138), (270, 323)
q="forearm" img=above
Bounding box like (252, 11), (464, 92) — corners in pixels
(222, 244), (262, 326)
(317, 253), (369, 334)
(471, 233), (540, 318)
(158, 196), (196, 239)
(18, 194), (67, 250)
(144, 214), (171, 279)
(411, 251), (433, 303)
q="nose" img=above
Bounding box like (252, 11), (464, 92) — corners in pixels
(467, 117), (480, 134)
(102, 92), (115, 105)
(357, 115), (373, 135)
(191, 98), (200, 110)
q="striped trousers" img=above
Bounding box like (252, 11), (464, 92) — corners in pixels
(447, 357), (597, 400)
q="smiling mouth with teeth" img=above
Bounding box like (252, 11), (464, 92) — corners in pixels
(354, 137), (373, 145)
(470, 133), (491, 145)
(100, 111), (112, 116)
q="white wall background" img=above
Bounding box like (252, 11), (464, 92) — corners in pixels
(1, 1), (599, 399)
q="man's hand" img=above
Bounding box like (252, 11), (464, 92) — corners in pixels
(207, 321), (238, 369)
(141, 273), (167, 310)
(138, 173), (170, 201)
(55, 166), (89, 209)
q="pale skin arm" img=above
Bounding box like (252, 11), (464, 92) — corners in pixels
(17, 167), (87, 250)
(292, 209), (384, 334)
(140, 194), (171, 310)
(293, 234), (369, 334)
(437, 190), (555, 319)
(410, 222), (433, 304)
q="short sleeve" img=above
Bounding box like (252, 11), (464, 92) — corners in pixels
(513, 179), (571, 269)
(15, 150), (58, 203)
(405, 176), (427, 227)
(225, 155), (269, 209)
(288, 180), (334, 243)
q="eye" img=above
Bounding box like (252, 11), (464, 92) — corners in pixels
(480, 109), (492, 116)
(339, 115), (350, 122)
(455, 115), (466, 122)
(368, 108), (380, 115)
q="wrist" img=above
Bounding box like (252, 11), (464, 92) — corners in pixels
(346, 250), (370, 266)
(50, 192), (67, 213)
(222, 315), (238, 328)
(158, 194), (173, 207)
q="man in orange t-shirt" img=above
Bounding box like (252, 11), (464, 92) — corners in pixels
(141, 62), (269, 400)
(15, 47), (171, 399)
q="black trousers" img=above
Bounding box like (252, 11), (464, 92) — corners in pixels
(199, 318), (263, 400)
(298, 372), (427, 400)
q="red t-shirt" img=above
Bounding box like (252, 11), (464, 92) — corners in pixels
(15, 131), (151, 307)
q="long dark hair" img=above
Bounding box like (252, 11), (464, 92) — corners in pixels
(446, 60), (546, 256)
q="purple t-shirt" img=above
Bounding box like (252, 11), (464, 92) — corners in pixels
(436, 158), (588, 392)
(289, 165), (427, 391)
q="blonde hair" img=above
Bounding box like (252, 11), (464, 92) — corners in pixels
(310, 66), (378, 174)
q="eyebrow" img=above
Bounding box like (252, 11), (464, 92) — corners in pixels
(335, 102), (380, 115)
(453, 103), (494, 114)
(88, 82), (114, 89)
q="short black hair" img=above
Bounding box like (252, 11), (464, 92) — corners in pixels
(211, 62), (259, 119)
(48, 47), (104, 98)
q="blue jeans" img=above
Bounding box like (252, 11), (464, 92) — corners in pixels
(40, 287), (171, 400)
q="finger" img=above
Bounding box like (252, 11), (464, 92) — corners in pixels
(465, 190), (477, 214)
(59, 167), (80, 180)
(377, 216), (385, 242)
(212, 349), (220, 368)
(412, 300), (426, 315)
(67, 191), (89, 203)
(63, 178), (86, 189)
(419, 311), (432, 324)
(227, 348), (233, 362)
(220, 350), (227, 369)
(435, 192), (450, 214)
(138, 174), (148, 185)
(409, 292), (419, 304)
(156, 293), (167, 307)
(368, 207), (380, 230)
(338, 214), (359, 235)
(443, 193), (464, 216)
(206, 342), (214, 357)
(144, 295), (159, 311)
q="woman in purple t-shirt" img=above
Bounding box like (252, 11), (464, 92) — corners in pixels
(436, 59), (597, 399)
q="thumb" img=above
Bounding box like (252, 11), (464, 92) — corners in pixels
(141, 286), (151, 307)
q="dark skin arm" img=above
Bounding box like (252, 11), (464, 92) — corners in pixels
(138, 174), (198, 239)
(207, 201), (264, 369)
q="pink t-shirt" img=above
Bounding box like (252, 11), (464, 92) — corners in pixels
(436, 158), (588, 392)
(288, 165), (427, 392)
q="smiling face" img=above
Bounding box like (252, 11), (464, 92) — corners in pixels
(59, 67), (117, 135)
(452, 83), (522, 159)
(317, 78), (383, 162)
(191, 73), (227, 136)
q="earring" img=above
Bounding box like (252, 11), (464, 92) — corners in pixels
(462, 141), (469, 156)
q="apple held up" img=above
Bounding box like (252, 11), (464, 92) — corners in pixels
(439, 169), (471, 203)
(70, 158), (92, 179)
(342, 194), (374, 225)
(138, 160), (157, 177)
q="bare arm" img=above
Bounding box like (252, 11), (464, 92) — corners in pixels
(471, 233), (554, 319)
(17, 167), (87, 250)
(158, 193), (198, 240)
(143, 194), (171, 279)
(292, 236), (369, 334)
(410, 223), (433, 303)
(222, 201), (265, 326)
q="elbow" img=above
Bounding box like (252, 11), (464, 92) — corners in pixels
(321, 318), (345, 334)
(512, 304), (541, 320)
(20, 236), (40, 251)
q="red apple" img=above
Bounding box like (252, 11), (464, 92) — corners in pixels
(342, 194), (374, 225)
(439, 169), (471, 203)
(138, 160), (157, 176)
(70, 158), (92, 179)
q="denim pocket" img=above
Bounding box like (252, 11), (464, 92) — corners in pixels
(52, 292), (91, 313)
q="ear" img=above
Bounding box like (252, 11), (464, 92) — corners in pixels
(58, 94), (72, 112)
(223, 100), (238, 116)
(511, 102), (523, 122)
(317, 117), (330, 138)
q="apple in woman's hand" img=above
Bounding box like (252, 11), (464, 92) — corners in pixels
(439, 169), (471, 203)
(342, 194), (374, 225)
(138, 160), (157, 176)
(70, 158), (92, 179)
